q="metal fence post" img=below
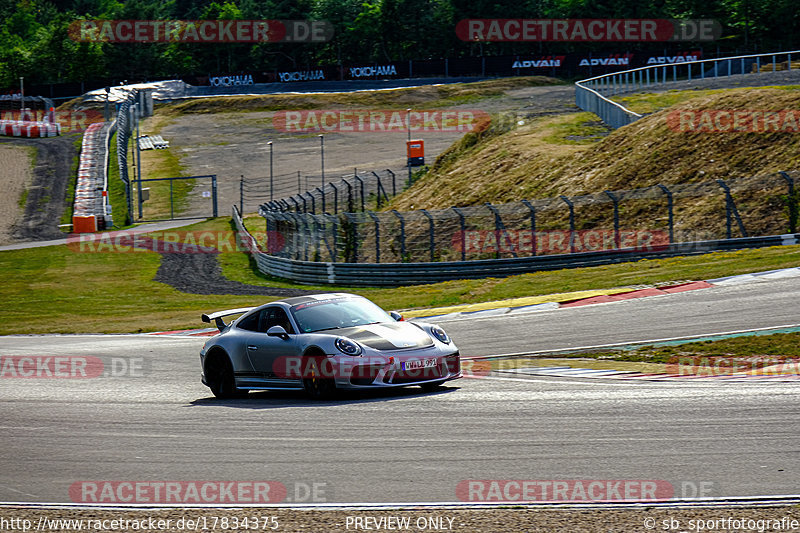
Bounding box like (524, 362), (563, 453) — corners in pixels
(343, 179), (353, 213)
(301, 214), (310, 261)
(392, 209), (406, 261)
(420, 209), (435, 262)
(520, 199), (537, 256)
(211, 175), (218, 218)
(604, 190), (620, 248)
(330, 182), (339, 214)
(386, 169), (396, 197)
(311, 215), (321, 261)
(353, 173), (365, 212)
(329, 213), (338, 263)
(289, 197), (300, 213)
(451, 207), (466, 261)
(315, 187), (325, 214)
(716, 179), (748, 238)
(780, 171), (797, 233)
(656, 184), (674, 243)
(264, 212), (274, 253)
(305, 191), (315, 214)
(372, 171), (388, 208)
(485, 202), (517, 258)
(300, 194), (307, 213)
(239, 175), (244, 215)
(368, 211), (380, 263)
(344, 212), (359, 263)
(285, 213), (302, 260)
(559, 195), (576, 253)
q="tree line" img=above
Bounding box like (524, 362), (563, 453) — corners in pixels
(2, 0), (799, 89)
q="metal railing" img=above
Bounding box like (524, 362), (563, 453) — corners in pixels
(236, 206), (800, 287)
(252, 168), (407, 216)
(252, 171), (799, 275)
(116, 89), (154, 223)
(576, 50), (800, 128)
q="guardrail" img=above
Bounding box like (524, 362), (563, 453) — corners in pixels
(576, 49), (800, 128)
(258, 172), (797, 265)
(235, 205), (800, 287)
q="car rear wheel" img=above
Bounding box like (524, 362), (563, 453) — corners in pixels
(302, 355), (336, 400)
(206, 354), (247, 399)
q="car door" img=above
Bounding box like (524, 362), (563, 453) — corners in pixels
(243, 307), (302, 381)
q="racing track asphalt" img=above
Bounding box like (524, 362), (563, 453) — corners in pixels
(0, 276), (798, 504)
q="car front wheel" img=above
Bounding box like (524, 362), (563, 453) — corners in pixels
(302, 355), (336, 400)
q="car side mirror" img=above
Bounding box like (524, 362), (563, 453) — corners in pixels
(267, 325), (289, 339)
(389, 311), (403, 321)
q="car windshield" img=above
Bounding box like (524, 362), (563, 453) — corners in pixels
(290, 297), (393, 333)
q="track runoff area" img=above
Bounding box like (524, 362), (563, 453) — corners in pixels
(2, 274), (800, 531)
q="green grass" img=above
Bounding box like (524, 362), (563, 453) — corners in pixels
(134, 117), (191, 221)
(2, 214), (800, 334)
(541, 112), (611, 145)
(565, 331), (800, 365)
(18, 189), (29, 210)
(617, 85), (800, 115)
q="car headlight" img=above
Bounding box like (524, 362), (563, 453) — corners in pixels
(335, 337), (362, 356)
(430, 325), (450, 344)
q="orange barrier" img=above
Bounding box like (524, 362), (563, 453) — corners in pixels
(72, 215), (97, 233)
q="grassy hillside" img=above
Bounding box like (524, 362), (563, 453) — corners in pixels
(158, 77), (563, 115)
(389, 87), (800, 210)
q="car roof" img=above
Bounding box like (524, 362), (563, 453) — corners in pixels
(269, 293), (361, 308)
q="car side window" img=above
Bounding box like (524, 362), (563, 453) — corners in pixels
(236, 311), (261, 332)
(259, 308), (295, 334)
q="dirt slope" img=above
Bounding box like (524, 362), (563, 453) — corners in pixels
(390, 87), (800, 210)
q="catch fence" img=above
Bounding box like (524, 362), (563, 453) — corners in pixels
(257, 171), (800, 265)
(243, 168), (409, 215)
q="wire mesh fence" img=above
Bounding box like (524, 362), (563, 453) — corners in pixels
(257, 171), (800, 264)
(242, 168), (410, 215)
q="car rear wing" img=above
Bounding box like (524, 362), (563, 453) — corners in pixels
(201, 307), (254, 331)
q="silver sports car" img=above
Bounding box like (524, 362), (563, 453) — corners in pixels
(199, 293), (461, 399)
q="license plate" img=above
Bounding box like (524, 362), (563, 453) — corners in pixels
(402, 358), (438, 371)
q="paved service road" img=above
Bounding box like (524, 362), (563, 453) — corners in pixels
(0, 277), (798, 503)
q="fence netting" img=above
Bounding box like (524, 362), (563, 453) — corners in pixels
(258, 171), (800, 264)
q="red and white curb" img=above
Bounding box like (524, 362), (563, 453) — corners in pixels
(421, 281), (713, 321)
(141, 268), (800, 336)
